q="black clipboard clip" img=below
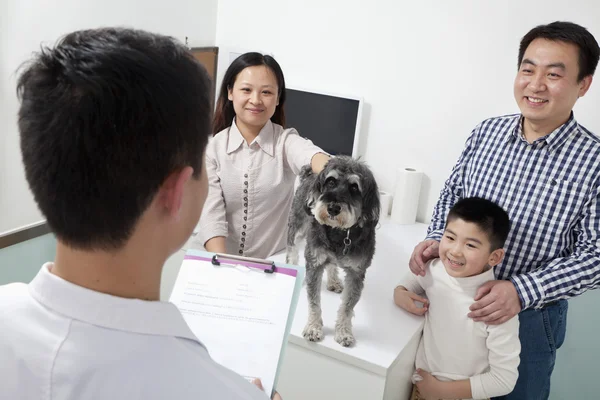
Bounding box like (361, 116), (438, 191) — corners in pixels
(211, 253), (276, 274)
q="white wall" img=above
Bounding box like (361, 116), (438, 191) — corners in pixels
(215, 0), (600, 223)
(0, 0), (218, 233)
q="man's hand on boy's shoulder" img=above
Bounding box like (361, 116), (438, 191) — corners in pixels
(409, 239), (439, 276)
(468, 280), (521, 325)
(394, 286), (429, 316)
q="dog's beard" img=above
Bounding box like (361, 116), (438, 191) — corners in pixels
(311, 200), (359, 229)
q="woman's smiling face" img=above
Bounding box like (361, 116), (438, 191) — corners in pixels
(228, 65), (279, 133)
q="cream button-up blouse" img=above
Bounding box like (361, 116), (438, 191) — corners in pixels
(194, 120), (324, 259)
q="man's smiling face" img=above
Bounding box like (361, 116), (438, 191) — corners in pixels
(514, 38), (592, 135)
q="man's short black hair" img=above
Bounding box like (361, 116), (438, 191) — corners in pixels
(518, 21), (600, 82)
(446, 197), (510, 250)
(17, 27), (212, 250)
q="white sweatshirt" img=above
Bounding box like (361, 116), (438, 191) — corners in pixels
(399, 259), (520, 400)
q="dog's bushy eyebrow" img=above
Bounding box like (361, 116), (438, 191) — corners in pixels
(347, 174), (362, 190)
(325, 170), (339, 180)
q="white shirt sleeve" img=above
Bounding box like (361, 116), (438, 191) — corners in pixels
(282, 128), (326, 175)
(469, 315), (521, 399)
(195, 141), (228, 246)
(397, 271), (425, 296)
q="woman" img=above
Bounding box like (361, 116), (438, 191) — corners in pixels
(194, 52), (329, 258)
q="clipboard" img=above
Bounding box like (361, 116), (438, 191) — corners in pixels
(169, 249), (305, 398)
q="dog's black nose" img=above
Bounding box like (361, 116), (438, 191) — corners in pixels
(327, 203), (341, 216)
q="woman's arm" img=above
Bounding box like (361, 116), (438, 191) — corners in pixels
(194, 144), (229, 251)
(204, 236), (226, 253)
(283, 129), (329, 175)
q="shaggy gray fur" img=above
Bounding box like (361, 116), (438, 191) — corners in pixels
(286, 156), (380, 347)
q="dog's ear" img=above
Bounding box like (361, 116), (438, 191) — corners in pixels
(304, 168), (323, 215)
(361, 174), (381, 227)
(298, 165), (313, 182)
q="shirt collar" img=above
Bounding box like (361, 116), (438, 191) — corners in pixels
(545, 113), (579, 152)
(505, 114), (524, 143)
(29, 263), (204, 348)
(506, 112), (580, 152)
(226, 119), (275, 157)
(226, 120), (244, 154)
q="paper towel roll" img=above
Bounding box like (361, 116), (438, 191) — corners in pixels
(379, 191), (392, 219)
(391, 168), (423, 224)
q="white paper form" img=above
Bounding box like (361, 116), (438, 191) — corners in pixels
(169, 255), (297, 397)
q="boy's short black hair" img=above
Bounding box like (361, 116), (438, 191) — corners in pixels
(446, 197), (510, 250)
(17, 27), (212, 250)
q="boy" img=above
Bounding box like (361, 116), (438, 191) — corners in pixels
(0, 28), (279, 399)
(394, 197), (520, 400)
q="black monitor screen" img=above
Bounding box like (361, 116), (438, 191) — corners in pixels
(284, 88), (360, 156)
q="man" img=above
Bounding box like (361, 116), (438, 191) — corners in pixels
(409, 21), (600, 400)
(0, 28), (280, 399)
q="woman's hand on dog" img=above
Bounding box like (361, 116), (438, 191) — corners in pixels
(393, 286), (429, 316)
(409, 239), (439, 276)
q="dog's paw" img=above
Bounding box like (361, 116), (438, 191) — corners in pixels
(302, 322), (324, 342)
(286, 254), (299, 265)
(285, 248), (299, 265)
(326, 280), (344, 293)
(334, 328), (355, 347)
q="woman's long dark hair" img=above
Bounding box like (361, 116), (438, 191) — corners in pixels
(213, 52), (286, 135)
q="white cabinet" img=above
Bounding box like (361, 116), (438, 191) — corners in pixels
(270, 220), (427, 400)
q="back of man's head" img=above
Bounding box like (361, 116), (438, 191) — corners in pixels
(17, 28), (212, 251)
(446, 197), (511, 250)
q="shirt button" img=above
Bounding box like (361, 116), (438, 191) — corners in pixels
(242, 232), (246, 236)
(244, 203), (248, 207)
(241, 244), (245, 248)
(244, 174), (248, 178)
(244, 210), (247, 214)
(244, 181), (248, 186)
(244, 189), (248, 194)
(243, 225), (246, 229)
(239, 250), (243, 254)
(244, 197), (248, 201)
(244, 217), (247, 221)
(241, 238), (245, 242)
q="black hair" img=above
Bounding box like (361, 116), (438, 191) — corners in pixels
(17, 27), (212, 250)
(446, 197), (510, 250)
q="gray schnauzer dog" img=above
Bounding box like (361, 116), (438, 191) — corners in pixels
(286, 156), (380, 347)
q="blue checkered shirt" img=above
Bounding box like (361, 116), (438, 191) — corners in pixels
(426, 113), (600, 310)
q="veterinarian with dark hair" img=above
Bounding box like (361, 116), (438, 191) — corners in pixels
(408, 21), (600, 400)
(193, 52), (329, 258)
(0, 28), (280, 400)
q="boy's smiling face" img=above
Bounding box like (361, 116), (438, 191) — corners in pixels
(439, 218), (505, 278)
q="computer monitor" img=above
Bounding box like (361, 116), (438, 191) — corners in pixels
(284, 87), (363, 157)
